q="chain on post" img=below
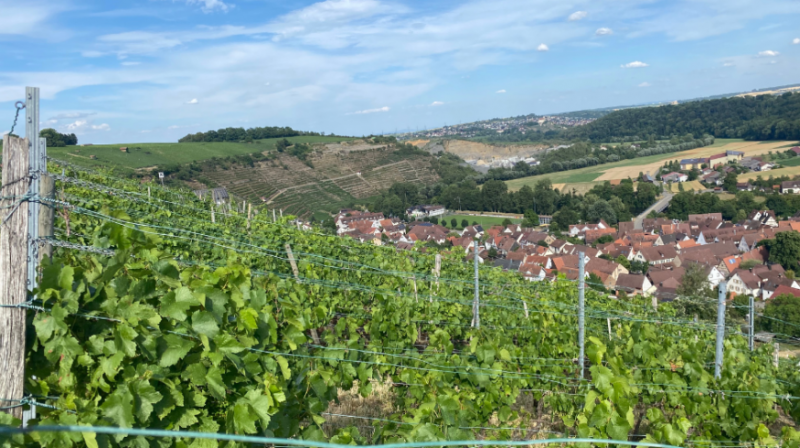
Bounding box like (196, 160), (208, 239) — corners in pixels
(8, 101), (25, 136)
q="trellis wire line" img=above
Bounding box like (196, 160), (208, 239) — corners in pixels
(0, 426), (691, 448)
(43, 234), (745, 339)
(49, 177), (689, 314)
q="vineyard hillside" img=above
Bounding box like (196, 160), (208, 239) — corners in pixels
(197, 144), (439, 218)
(1, 157), (800, 447)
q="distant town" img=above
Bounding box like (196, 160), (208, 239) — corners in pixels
(397, 114), (596, 140)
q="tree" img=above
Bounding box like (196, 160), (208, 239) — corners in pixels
(501, 218), (513, 226)
(430, 217), (439, 225)
(675, 262), (716, 319)
(275, 138), (291, 152)
(588, 273), (607, 293)
(451, 218), (458, 228)
(522, 210), (539, 227)
(762, 294), (800, 337)
(39, 128), (73, 147)
(595, 234), (614, 245)
(688, 169), (699, 181)
(763, 231), (800, 270)
(723, 171), (738, 193)
(553, 209), (579, 229)
(487, 248), (498, 259)
(461, 219), (469, 228)
(616, 255), (631, 270)
(481, 180), (508, 212)
(586, 200), (617, 224)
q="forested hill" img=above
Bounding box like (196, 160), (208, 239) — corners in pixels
(569, 92), (800, 142)
(179, 125), (327, 142)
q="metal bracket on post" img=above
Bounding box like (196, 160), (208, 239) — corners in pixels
(472, 238), (480, 329)
(578, 251), (585, 379)
(714, 281), (727, 379)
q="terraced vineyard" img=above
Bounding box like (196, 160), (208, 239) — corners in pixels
(202, 146), (438, 217)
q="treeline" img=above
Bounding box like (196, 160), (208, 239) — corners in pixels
(570, 92), (800, 141)
(665, 190), (800, 222)
(40, 128), (77, 147)
(179, 126), (322, 143)
(373, 174), (660, 230)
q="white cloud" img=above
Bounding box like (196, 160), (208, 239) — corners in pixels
(63, 120), (110, 132)
(595, 27), (613, 36)
(638, 82), (651, 87)
(187, 98), (198, 104)
(537, 43), (549, 52)
(168, 125), (180, 129)
(568, 11), (587, 21)
(621, 61), (649, 68)
(723, 61), (735, 67)
(496, 89), (506, 94)
(0, 2), (61, 35)
(141, 130), (151, 133)
(185, 0), (231, 13)
(121, 61), (141, 66)
(81, 51), (105, 58)
(758, 50), (779, 57)
(350, 106), (389, 115)
(431, 101), (444, 106)
(48, 112), (97, 121)
(794, 38), (800, 44)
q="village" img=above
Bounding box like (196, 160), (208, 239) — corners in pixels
(323, 204), (800, 306)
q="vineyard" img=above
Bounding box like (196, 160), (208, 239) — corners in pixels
(2, 158), (800, 447)
(201, 146), (438, 218)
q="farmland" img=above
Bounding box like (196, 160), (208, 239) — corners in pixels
(507, 139), (797, 192)
(47, 136), (357, 170)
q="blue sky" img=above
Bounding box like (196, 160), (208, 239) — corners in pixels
(2, 0), (800, 144)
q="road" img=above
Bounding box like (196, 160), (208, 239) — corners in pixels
(634, 192), (674, 230)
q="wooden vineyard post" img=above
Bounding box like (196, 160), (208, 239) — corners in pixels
(147, 186), (150, 199)
(607, 318), (612, 339)
(273, 209), (276, 222)
(413, 275), (418, 303)
(774, 343), (779, 368)
(280, 209), (283, 218)
(211, 208), (215, 224)
(247, 203), (252, 230)
(285, 243), (301, 282)
(0, 135), (31, 420)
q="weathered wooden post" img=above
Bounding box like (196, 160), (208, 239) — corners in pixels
(0, 135), (30, 420)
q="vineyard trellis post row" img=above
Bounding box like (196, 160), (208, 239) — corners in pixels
(714, 281), (727, 379)
(578, 252), (585, 379)
(472, 238), (480, 329)
(748, 295), (754, 352)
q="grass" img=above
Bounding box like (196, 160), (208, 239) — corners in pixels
(777, 158), (800, 167)
(47, 136), (356, 170)
(445, 213), (522, 228)
(708, 138), (745, 147)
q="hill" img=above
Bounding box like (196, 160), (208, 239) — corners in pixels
(46, 136), (356, 172)
(47, 136), (442, 219)
(570, 92), (800, 142)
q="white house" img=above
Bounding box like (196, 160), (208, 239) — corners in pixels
(661, 172), (688, 183)
(407, 205), (446, 219)
(782, 181), (800, 194)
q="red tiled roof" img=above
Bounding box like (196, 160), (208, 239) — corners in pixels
(770, 285), (800, 300)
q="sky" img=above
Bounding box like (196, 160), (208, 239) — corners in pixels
(2, 0), (800, 144)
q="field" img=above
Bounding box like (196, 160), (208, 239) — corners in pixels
(47, 136), (357, 170)
(738, 166), (800, 182)
(665, 180), (706, 192)
(445, 213), (522, 228)
(507, 140), (796, 192)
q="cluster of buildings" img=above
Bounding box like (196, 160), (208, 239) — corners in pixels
(448, 211), (800, 304)
(399, 115), (595, 140)
(319, 204), (800, 306)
